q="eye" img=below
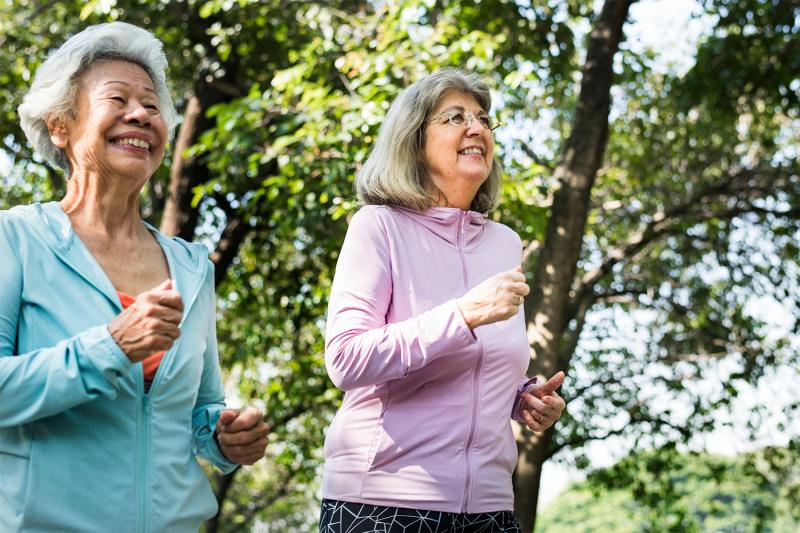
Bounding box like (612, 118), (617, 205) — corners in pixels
(447, 112), (466, 125)
(110, 96), (125, 104)
(478, 115), (492, 129)
(145, 104), (160, 113)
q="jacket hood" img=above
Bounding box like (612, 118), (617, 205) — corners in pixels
(28, 202), (208, 270)
(394, 206), (487, 250)
(17, 202), (209, 310)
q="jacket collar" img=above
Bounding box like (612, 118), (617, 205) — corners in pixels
(29, 202), (208, 311)
(395, 206), (487, 250)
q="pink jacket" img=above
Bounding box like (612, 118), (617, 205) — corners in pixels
(322, 205), (533, 513)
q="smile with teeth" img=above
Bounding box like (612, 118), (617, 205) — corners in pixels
(458, 147), (484, 156)
(112, 137), (151, 151)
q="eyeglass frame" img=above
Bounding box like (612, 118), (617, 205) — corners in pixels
(427, 109), (502, 132)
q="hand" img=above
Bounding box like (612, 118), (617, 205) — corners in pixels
(520, 371), (566, 433)
(216, 407), (269, 465)
(108, 279), (183, 363)
(456, 266), (529, 330)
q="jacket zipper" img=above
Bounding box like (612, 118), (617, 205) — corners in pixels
(146, 255), (207, 398)
(458, 212), (484, 513)
(138, 390), (151, 533)
(135, 257), (207, 531)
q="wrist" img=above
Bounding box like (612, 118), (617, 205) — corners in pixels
(456, 298), (479, 330)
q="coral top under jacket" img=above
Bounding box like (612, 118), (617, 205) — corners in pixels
(0, 202), (236, 533)
(323, 205), (532, 514)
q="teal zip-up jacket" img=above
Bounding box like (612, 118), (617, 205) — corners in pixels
(0, 202), (237, 532)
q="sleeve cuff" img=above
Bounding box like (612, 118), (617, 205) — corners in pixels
(511, 376), (538, 422)
(76, 325), (134, 390)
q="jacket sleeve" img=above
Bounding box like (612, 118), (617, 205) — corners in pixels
(511, 376), (538, 422)
(0, 215), (134, 428)
(325, 208), (477, 391)
(190, 264), (238, 473)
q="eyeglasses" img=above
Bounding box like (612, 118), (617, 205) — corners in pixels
(428, 110), (501, 132)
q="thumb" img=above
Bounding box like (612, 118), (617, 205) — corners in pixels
(535, 371), (565, 395)
(155, 278), (172, 291)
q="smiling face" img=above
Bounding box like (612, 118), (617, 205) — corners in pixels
(48, 59), (167, 186)
(423, 90), (494, 210)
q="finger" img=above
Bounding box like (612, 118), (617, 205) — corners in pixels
(157, 308), (183, 326)
(221, 442), (268, 464)
(216, 409), (240, 431)
(543, 390), (566, 411)
(221, 434), (268, 454)
(218, 423), (269, 447)
(232, 452), (266, 466)
(141, 290), (183, 313)
(151, 323), (180, 341)
(516, 282), (531, 296)
(156, 290), (184, 312)
(506, 270), (526, 283)
(223, 407), (263, 433)
(520, 409), (544, 432)
(522, 408), (549, 432)
(146, 333), (177, 351)
(522, 393), (549, 413)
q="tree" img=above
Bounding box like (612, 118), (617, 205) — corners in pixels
(1, 0), (798, 530)
(537, 444), (800, 532)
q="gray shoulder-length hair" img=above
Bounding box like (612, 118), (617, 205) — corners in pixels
(355, 68), (502, 213)
(17, 21), (179, 173)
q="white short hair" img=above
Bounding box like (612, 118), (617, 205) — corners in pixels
(17, 22), (178, 172)
(355, 68), (502, 213)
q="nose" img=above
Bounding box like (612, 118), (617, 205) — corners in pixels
(123, 101), (152, 128)
(466, 113), (486, 133)
(465, 115), (484, 135)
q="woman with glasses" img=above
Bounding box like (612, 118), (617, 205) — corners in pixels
(319, 69), (566, 532)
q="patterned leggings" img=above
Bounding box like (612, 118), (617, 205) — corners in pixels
(319, 499), (522, 533)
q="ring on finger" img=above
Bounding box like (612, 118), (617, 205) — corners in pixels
(537, 414), (544, 423)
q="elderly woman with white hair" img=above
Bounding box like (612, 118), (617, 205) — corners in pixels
(0, 22), (267, 532)
(320, 69), (567, 532)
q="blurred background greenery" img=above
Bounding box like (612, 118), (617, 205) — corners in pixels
(0, 0), (797, 531)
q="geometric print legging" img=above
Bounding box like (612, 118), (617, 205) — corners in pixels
(319, 499), (522, 533)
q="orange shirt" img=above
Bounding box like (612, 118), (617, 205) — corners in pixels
(118, 291), (164, 386)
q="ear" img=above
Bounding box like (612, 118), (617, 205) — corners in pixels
(46, 114), (70, 149)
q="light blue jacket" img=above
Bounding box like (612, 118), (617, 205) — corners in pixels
(0, 202), (237, 532)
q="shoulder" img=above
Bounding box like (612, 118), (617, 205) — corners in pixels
(347, 205), (402, 237)
(350, 204), (399, 225)
(483, 219), (524, 258)
(485, 219), (523, 246)
(149, 227), (213, 279)
(0, 203), (38, 225)
(0, 204), (38, 241)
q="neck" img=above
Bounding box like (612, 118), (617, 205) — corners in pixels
(429, 185), (478, 211)
(59, 170), (145, 240)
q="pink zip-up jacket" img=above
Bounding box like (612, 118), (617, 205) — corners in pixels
(322, 205), (533, 513)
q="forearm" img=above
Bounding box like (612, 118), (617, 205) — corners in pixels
(325, 299), (476, 390)
(0, 325), (131, 427)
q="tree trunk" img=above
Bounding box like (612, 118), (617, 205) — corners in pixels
(515, 1), (635, 530)
(204, 470), (238, 533)
(160, 83), (221, 240)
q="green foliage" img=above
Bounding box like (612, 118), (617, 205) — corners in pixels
(538, 445), (800, 532)
(1, 0), (798, 530)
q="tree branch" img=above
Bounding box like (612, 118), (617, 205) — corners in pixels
(569, 167), (791, 316)
(518, 140), (555, 173)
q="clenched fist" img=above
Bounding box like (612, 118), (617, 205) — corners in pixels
(456, 266), (529, 330)
(108, 279), (183, 363)
(216, 407), (269, 465)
